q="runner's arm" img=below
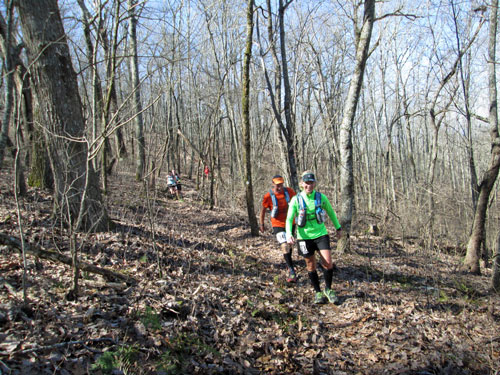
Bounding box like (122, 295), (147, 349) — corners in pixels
(259, 206), (267, 232)
(322, 194), (341, 230)
(286, 196), (297, 243)
(260, 194), (271, 232)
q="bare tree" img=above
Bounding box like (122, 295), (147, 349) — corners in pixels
(99, 0), (124, 193)
(277, 0), (299, 190)
(76, 0), (111, 193)
(493, 229), (500, 291)
(338, 0), (375, 252)
(420, 4), (484, 250)
(242, 0), (258, 236)
(258, 0), (299, 191)
(0, 8), (53, 190)
(100, 1), (127, 161)
(0, 0), (14, 169)
(451, 2), (480, 214)
(463, 0), (500, 274)
(17, 0), (109, 232)
(128, 0), (145, 181)
(0, 2), (28, 195)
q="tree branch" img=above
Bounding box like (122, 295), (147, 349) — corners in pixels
(0, 233), (136, 284)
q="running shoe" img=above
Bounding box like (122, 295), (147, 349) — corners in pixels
(314, 291), (327, 304)
(324, 288), (338, 304)
(286, 272), (298, 283)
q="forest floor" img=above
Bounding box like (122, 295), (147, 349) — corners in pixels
(0, 166), (499, 375)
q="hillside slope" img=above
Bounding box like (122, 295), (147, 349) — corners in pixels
(0, 167), (499, 374)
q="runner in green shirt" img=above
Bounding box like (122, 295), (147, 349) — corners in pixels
(286, 170), (342, 304)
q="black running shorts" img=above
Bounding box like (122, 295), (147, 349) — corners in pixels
(297, 235), (330, 257)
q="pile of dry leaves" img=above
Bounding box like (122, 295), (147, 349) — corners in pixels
(0, 166), (499, 374)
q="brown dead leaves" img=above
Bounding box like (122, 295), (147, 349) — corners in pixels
(0, 168), (499, 374)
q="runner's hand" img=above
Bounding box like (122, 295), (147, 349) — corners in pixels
(287, 235), (295, 244)
(259, 224), (265, 233)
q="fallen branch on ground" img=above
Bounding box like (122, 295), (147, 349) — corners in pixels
(0, 337), (117, 356)
(0, 233), (136, 284)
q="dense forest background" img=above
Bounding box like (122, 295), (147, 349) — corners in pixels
(1, 0), (500, 373)
(1, 0), (499, 255)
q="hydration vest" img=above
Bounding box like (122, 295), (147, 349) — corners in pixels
(297, 191), (326, 227)
(167, 175), (176, 186)
(270, 189), (290, 218)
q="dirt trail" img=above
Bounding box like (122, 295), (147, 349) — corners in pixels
(0, 169), (499, 374)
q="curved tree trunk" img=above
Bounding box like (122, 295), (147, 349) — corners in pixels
(338, 0), (375, 252)
(463, 0), (500, 275)
(425, 8), (483, 251)
(17, 0), (109, 232)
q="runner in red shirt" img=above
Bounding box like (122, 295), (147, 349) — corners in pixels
(260, 175), (297, 283)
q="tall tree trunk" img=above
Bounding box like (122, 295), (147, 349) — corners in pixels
(492, 230), (500, 292)
(28, 129), (53, 189)
(0, 0), (15, 170)
(100, 0), (127, 160)
(0, 10), (27, 195)
(17, 0), (109, 232)
(128, 0), (145, 181)
(259, 0), (299, 191)
(242, 0), (258, 236)
(76, 0), (112, 194)
(338, 0), (375, 252)
(0, 12), (52, 189)
(100, 0), (122, 194)
(76, 0), (102, 168)
(451, 2), (480, 214)
(426, 110), (442, 249)
(463, 0), (500, 274)
(426, 8), (483, 250)
(265, 0), (287, 179)
(278, 0), (298, 191)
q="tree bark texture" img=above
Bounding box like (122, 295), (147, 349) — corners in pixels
(492, 230), (500, 291)
(242, 0), (259, 236)
(278, 0), (299, 191)
(0, 0), (15, 170)
(0, 11), (49, 189)
(128, 0), (146, 181)
(17, 0), (108, 232)
(463, 0), (500, 274)
(100, 0), (127, 159)
(265, 0), (289, 182)
(339, 0), (375, 237)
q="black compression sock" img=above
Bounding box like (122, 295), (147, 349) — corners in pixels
(283, 252), (294, 273)
(324, 268), (334, 290)
(308, 271), (321, 292)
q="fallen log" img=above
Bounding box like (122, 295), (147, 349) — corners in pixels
(0, 233), (136, 285)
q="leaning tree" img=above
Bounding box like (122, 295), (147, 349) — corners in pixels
(17, 0), (109, 231)
(463, 0), (500, 275)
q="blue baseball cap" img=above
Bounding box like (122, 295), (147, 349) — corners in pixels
(302, 171), (316, 182)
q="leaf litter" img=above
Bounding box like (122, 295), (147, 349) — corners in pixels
(0, 167), (499, 374)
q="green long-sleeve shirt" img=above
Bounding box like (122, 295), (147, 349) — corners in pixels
(285, 190), (341, 240)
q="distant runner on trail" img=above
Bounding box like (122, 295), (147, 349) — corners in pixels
(166, 171), (180, 200)
(260, 175), (298, 283)
(171, 170), (183, 200)
(286, 170), (342, 304)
